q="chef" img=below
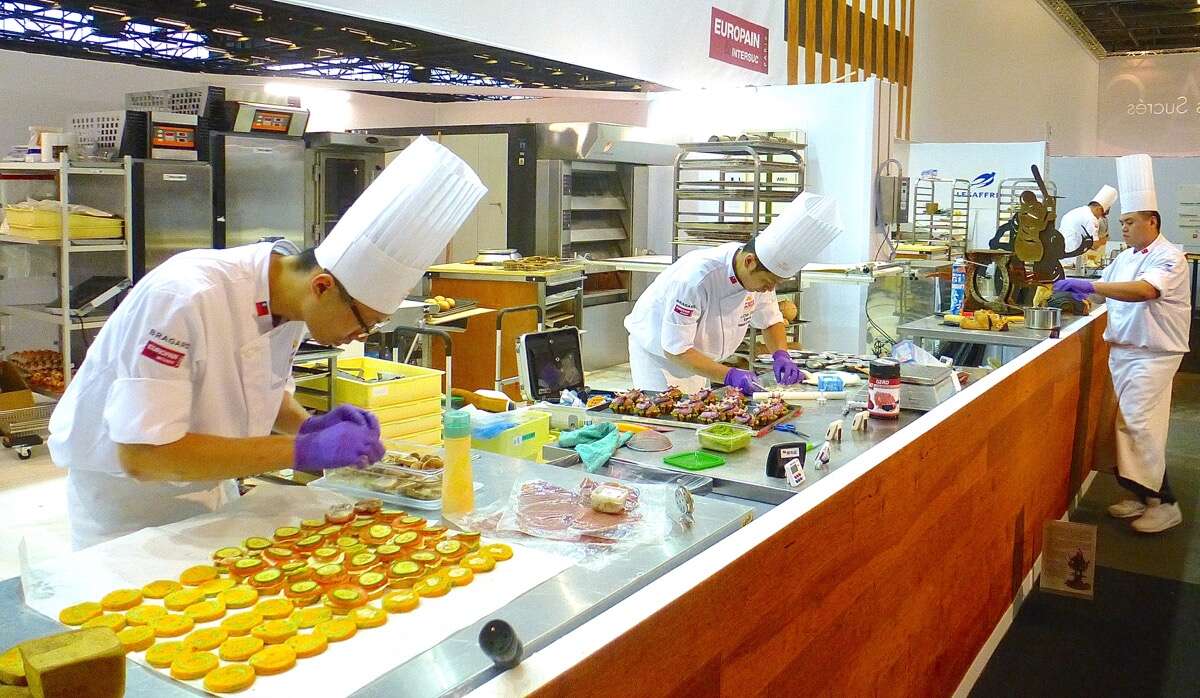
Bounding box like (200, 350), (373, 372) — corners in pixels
(48, 137), (487, 548)
(1058, 184), (1116, 268)
(1055, 154), (1192, 534)
(624, 192), (842, 395)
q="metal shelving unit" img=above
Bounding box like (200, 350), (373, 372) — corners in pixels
(911, 176), (970, 257)
(671, 138), (807, 365)
(671, 140), (805, 259)
(0, 155), (134, 386)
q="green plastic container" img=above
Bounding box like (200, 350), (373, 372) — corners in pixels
(696, 423), (753, 453)
(663, 451), (726, 471)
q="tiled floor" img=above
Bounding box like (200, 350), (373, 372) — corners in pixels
(0, 449), (70, 579)
(584, 363), (633, 392)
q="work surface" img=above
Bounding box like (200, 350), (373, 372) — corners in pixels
(899, 314), (1056, 349)
(1, 456), (750, 698)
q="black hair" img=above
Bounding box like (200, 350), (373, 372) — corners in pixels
(296, 247), (320, 269)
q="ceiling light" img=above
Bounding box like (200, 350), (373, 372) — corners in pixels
(342, 27), (368, 35)
(155, 17), (191, 29)
(265, 36), (291, 45)
(194, 1), (207, 7)
(229, 4), (262, 14)
(212, 27), (241, 36)
(550, 69), (563, 76)
(485, 59), (498, 64)
(317, 47), (338, 54)
(88, 5), (124, 16)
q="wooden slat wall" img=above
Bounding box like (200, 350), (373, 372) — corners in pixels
(788, 0), (916, 139)
(530, 314), (1109, 698)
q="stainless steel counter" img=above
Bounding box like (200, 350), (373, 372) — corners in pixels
(591, 399), (919, 504)
(0, 455), (752, 698)
(898, 314), (1053, 349)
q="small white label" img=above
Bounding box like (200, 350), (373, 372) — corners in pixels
(784, 457), (805, 487)
(162, 173), (188, 182)
(780, 447), (800, 458)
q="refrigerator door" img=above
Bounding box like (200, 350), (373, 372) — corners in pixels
(136, 160), (213, 279)
(221, 135), (306, 249)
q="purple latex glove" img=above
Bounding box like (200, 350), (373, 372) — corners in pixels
(298, 404), (380, 437)
(293, 421), (385, 472)
(723, 367), (761, 396)
(772, 350), (805, 385)
(1053, 278), (1095, 302)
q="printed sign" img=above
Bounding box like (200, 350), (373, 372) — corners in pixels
(709, 7), (768, 74)
(1098, 53), (1200, 156)
(1040, 520), (1097, 600)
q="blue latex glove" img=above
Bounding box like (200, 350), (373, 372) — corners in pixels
(1053, 278), (1095, 302)
(575, 428), (633, 473)
(723, 367), (760, 396)
(772, 350), (804, 385)
(299, 404), (380, 437)
(294, 421), (385, 472)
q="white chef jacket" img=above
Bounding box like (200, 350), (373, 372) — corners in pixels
(1100, 234), (1191, 354)
(48, 240), (308, 548)
(1058, 205), (1099, 263)
(624, 243), (785, 391)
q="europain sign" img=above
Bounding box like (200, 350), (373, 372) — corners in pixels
(709, 7), (768, 74)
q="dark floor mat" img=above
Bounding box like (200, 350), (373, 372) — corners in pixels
(970, 567), (1200, 698)
(1076, 467), (1200, 585)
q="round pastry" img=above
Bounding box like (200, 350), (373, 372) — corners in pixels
(219, 611), (264, 637)
(100, 589), (143, 612)
(204, 663), (256, 693)
(285, 632), (328, 659)
(248, 644), (297, 676)
(58, 601), (102, 626)
(218, 635), (264, 662)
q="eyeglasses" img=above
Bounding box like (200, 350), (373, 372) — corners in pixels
(331, 276), (388, 337)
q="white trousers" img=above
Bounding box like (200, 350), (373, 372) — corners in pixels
(627, 337), (708, 394)
(1108, 345), (1183, 492)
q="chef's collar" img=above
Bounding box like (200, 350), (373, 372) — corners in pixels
(256, 238), (302, 332)
(725, 244), (745, 292)
(1134, 233), (1163, 255)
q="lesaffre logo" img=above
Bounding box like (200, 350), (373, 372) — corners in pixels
(971, 172), (996, 188)
(969, 171), (998, 199)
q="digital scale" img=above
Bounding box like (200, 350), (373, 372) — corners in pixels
(899, 363), (959, 411)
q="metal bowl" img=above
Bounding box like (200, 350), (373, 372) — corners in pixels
(1023, 306), (1062, 331)
(474, 249), (522, 265)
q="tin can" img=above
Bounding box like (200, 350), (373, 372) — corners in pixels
(867, 359), (901, 419)
(948, 258), (967, 316)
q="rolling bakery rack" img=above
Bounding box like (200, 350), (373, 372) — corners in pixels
(671, 138), (807, 366)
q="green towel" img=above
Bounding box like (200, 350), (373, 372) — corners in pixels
(559, 423), (631, 472)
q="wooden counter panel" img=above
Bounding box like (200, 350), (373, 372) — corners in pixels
(428, 277), (537, 399)
(530, 318), (1106, 697)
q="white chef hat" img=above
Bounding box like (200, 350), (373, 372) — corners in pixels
(754, 192), (843, 277)
(1090, 185), (1117, 213)
(1116, 154), (1157, 213)
(315, 136), (487, 313)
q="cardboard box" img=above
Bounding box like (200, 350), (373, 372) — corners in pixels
(0, 361), (35, 412)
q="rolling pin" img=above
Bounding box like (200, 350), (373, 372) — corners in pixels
(753, 391), (847, 402)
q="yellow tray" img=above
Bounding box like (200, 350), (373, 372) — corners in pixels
(472, 410), (551, 462)
(398, 427), (443, 446)
(372, 396), (443, 423)
(4, 206), (124, 240)
(330, 357), (443, 409)
(380, 413), (443, 440)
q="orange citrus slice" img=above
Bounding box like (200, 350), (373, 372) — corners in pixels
(163, 587), (206, 612)
(204, 663), (256, 694)
(313, 618), (357, 643)
(144, 641), (188, 669)
(116, 625), (155, 653)
(219, 611), (263, 637)
(126, 605), (168, 626)
(284, 632), (328, 659)
(218, 635), (264, 662)
(179, 565), (220, 587)
(81, 613), (126, 632)
(248, 644), (296, 676)
(142, 579), (183, 599)
(151, 614), (195, 638)
(58, 601), (102, 626)
(101, 589), (143, 612)
(183, 627), (229, 652)
(170, 650), (218, 680)
(381, 591), (420, 614)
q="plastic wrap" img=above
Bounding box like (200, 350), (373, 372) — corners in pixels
(493, 478), (670, 545)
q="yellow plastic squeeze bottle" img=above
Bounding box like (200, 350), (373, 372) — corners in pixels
(441, 410), (473, 517)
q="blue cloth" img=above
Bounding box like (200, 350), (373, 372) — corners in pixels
(559, 422), (632, 472)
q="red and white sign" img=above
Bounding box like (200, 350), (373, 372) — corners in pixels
(141, 340), (185, 368)
(709, 7), (768, 74)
